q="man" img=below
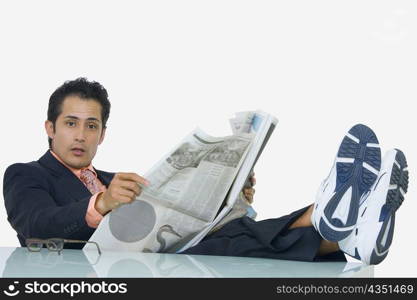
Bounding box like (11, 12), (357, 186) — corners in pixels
(3, 78), (255, 248)
(3, 78), (409, 265)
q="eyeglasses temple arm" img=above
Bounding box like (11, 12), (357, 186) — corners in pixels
(63, 239), (102, 255)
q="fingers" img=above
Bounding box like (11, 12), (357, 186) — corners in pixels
(244, 187), (255, 197)
(95, 190), (130, 215)
(112, 195), (132, 208)
(244, 195), (253, 204)
(115, 187), (138, 203)
(243, 187), (255, 204)
(103, 172), (150, 211)
(250, 176), (256, 186)
(119, 180), (141, 197)
(247, 171), (256, 187)
(112, 172), (149, 199)
(105, 187), (136, 205)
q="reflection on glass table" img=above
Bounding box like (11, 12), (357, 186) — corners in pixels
(0, 247), (373, 278)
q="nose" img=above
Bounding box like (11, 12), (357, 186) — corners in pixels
(74, 126), (86, 143)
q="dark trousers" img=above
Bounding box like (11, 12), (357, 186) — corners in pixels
(181, 206), (346, 262)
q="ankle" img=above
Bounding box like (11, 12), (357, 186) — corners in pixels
(289, 205), (314, 229)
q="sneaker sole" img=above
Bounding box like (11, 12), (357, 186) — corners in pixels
(369, 149), (408, 265)
(319, 124), (381, 241)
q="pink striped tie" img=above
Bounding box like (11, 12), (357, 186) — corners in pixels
(80, 169), (101, 195)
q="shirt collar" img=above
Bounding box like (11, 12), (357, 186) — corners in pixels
(49, 150), (97, 179)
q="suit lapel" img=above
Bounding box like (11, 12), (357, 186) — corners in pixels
(38, 151), (114, 200)
(95, 169), (115, 186)
(58, 174), (92, 200)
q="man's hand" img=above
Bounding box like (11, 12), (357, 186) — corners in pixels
(243, 173), (256, 204)
(95, 172), (149, 215)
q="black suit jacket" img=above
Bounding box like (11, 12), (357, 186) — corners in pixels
(3, 151), (115, 249)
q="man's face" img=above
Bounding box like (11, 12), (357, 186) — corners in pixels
(45, 95), (106, 169)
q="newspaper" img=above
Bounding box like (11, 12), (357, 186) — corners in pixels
(84, 111), (278, 253)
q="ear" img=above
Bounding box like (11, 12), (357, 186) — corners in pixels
(98, 127), (106, 145)
(45, 120), (55, 139)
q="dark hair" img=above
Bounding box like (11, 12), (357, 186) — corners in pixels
(47, 77), (111, 148)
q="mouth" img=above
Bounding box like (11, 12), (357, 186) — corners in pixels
(71, 147), (85, 156)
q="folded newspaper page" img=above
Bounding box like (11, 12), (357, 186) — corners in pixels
(84, 111), (278, 253)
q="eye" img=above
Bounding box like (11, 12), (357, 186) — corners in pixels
(66, 121), (76, 127)
(88, 123), (98, 129)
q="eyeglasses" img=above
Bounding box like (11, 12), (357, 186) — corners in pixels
(26, 238), (101, 255)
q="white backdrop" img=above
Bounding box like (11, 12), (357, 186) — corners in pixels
(0, 0), (416, 277)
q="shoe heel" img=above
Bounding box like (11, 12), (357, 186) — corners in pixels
(370, 149), (408, 265)
(320, 124), (381, 242)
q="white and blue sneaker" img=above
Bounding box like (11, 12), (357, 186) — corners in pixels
(311, 124), (382, 242)
(338, 149), (409, 265)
